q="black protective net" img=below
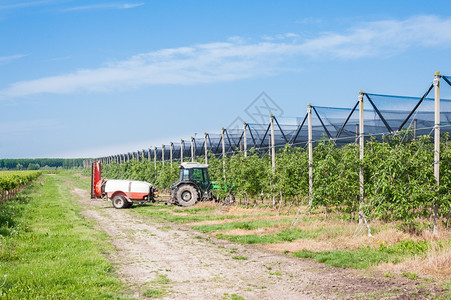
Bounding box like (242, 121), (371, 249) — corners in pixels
(100, 77), (451, 163)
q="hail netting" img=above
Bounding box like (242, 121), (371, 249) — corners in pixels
(97, 75), (451, 163)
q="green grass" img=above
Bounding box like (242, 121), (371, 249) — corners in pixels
(191, 218), (293, 233)
(172, 206), (218, 214)
(152, 274), (171, 285)
(0, 173), (128, 299)
(143, 288), (166, 298)
(232, 255), (248, 260)
(222, 293), (245, 300)
(292, 240), (432, 269)
(131, 204), (266, 224)
(216, 228), (321, 244)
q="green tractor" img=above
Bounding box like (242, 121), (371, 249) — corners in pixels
(170, 162), (235, 207)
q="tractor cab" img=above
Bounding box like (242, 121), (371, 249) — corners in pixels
(171, 162), (234, 207)
(178, 162), (210, 190)
(170, 162), (213, 207)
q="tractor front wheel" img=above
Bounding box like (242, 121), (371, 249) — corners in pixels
(222, 193), (235, 205)
(175, 185), (199, 207)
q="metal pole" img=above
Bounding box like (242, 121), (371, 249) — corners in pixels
(170, 142), (173, 168)
(243, 122), (247, 157)
(358, 91), (365, 226)
(308, 104), (313, 206)
(270, 114), (276, 172)
(191, 137), (195, 162)
(180, 139), (184, 162)
(222, 127), (226, 179)
(433, 71), (441, 235)
(154, 146), (157, 173)
(162, 145), (165, 166)
(204, 133), (208, 164)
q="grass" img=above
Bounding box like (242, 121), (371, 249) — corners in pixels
(292, 240), (432, 269)
(143, 288), (165, 298)
(217, 228), (321, 244)
(0, 173), (128, 299)
(222, 293), (245, 300)
(232, 255), (248, 260)
(191, 218), (292, 233)
(131, 203), (266, 224)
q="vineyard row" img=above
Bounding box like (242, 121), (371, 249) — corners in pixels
(0, 171), (42, 204)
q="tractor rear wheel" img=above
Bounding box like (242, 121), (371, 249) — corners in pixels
(112, 195), (128, 209)
(175, 185), (199, 207)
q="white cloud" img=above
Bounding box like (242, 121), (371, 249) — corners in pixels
(1, 15), (451, 100)
(0, 54), (28, 65)
(0, 0), (55, 10)
(63, 2), (145, 12)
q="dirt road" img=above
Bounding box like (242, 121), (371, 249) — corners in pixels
(73, 188), (444, 299)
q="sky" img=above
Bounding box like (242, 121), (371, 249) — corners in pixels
(1, 0), (451, 158)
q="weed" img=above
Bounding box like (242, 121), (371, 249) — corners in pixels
(152, 274), (171, 285)
(232, 255), (248, 260)
(223, 293), (245, 300)
(269, 271), (282, 276)
(143, 288), (166, 298)
(402, 272), (419, 280)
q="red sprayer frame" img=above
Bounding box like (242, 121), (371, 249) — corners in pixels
(90, 162), (102, 198)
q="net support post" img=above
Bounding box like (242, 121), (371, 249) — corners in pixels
(153, 146), (157, 177)
(270, 114), (276, 173)
(243, 122), (248, 158)
(204, 133), (208, 164)
(308, 104), (313, 207)
(162, 144), (165, 166)
(180, 139), (184, 163)
(433, 71), (441, 235)
(358, 90), (369, 234)
(191, 137), (195, 162)
(222, 128), (226, 180)
(170, 142), (173, 168)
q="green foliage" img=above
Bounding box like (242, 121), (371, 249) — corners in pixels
(97, 134), (451, 226)
(0, 171), (41, 192)
(0, 158), (86, 170)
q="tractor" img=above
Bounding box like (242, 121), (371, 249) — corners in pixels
(91, 161), (234, 208)
(170, 162), (235, 207)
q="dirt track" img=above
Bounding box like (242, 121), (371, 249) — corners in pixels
(72, 188), (445, 299)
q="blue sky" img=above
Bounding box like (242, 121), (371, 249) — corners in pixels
(1, 0), (451, 158)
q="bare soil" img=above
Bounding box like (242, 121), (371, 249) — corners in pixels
(72, 188), (447, 299)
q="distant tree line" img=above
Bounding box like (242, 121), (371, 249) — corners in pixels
(0, 158), (87, 170)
